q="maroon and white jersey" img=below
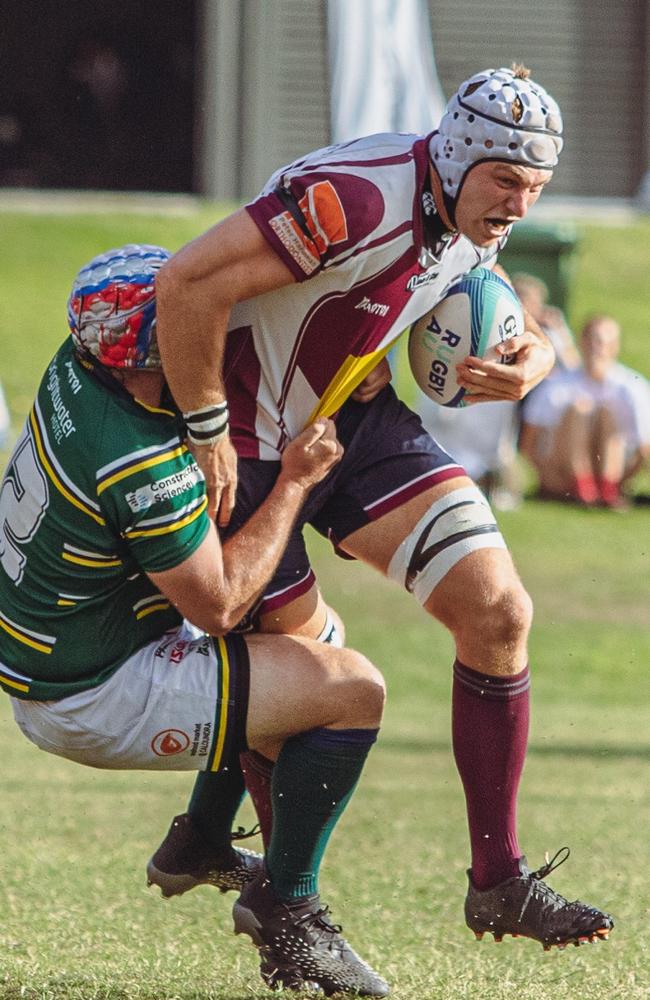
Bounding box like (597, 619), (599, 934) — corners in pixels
(226, 132), (501, 459)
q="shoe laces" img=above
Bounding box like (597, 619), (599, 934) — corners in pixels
(291, 904), (344, 947)
(231, 823), (261, 842)
(518, 847), (572, 923)
(529, 846), (571, 882)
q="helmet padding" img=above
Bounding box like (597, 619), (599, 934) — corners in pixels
(429, 66), (563, 199)
(68, 244), (171, 369)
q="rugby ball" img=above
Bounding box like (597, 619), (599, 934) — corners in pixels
(408, 268), (525, 407)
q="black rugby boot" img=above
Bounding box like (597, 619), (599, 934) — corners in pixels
(147, 813), (262, 898)
(465, 847), (614, 950)
(233, 871), (390, 996)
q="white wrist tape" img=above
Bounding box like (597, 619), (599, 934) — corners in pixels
(184, 403), (229, 446)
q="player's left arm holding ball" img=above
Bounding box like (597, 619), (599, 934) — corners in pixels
(452, 181), (556, 404)
(456, 260), (556, 404)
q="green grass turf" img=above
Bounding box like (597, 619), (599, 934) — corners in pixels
(0, 208), (649, 997)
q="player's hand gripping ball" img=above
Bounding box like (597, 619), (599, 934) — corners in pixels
(408, 267), (525, 407)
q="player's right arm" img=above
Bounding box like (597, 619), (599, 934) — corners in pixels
(155, 209), (296, 526)
(147, 419), (342, 636)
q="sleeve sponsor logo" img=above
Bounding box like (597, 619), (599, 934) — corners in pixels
(269, 213), (321, 274)
(125, 464), (202, 513)
(269, 180), (348, 275)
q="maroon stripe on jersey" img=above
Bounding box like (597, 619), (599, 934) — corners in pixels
(364, 465), (466, 521)
(313, 152), (415, 169)
(277, 245), (421, 414)
(224, 325), (263, 460)
(258, 568), (316, 614)
(329, 219), (413, 267)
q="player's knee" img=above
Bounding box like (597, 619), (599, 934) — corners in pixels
(481, 581), (533, 646)
(468, 578), (533, 647)
(431, 569), (532, 647)
(336, 648), (386, 726)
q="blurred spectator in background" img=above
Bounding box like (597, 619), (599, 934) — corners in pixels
(416, 396), (522, 510)
(520, 315), (650, 508)
(512, 273), (580, 376)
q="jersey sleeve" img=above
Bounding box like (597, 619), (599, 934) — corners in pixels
(245, 166), (386, 281)
(97, 436), (210, 573)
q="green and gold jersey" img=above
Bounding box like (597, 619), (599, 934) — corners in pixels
(0, 340), (209, 700)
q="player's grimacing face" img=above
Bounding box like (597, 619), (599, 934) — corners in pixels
(455, 162), (552, 246)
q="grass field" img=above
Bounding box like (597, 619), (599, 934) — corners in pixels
(0, 206), (649, 999)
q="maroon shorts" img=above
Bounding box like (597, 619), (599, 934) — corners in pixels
(225, 386), (464, 621)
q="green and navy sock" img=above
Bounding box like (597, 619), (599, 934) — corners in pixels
(266, 726), (379, 900)
(187, 760), (246, 855)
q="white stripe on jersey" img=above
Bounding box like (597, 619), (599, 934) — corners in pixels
(96, 436), (182, 479)
(363, 465), (461, 512)
(33, 398), (102, 514)
(123, 493), (205, 532)
(63, 542), (119, 560)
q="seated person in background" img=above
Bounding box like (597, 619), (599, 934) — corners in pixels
(415, 395), (522, 510)
(512, 272), (580, 376)
(520, 314), (650, 507)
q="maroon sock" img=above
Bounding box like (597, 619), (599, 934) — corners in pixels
(240, 750), (274, 849)
(452, 659), (530, 890)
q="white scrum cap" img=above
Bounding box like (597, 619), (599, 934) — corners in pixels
(429, 66), (563, 198)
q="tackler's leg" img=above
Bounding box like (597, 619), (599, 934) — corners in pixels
(234, 633), (389, 997)
(244, 589), (346, 849)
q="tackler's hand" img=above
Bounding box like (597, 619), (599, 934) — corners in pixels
(280, 418), (343, 492)
(351, 357), (392, 403)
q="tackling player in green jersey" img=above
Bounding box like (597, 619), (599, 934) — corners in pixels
(0, 244), (390, 998)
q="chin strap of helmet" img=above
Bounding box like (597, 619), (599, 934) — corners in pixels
(427, 163), (458, 233)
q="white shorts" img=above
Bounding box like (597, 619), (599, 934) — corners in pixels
(10, 621), (250, 772)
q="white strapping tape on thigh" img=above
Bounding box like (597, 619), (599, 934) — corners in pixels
(386, 485), (506, 604)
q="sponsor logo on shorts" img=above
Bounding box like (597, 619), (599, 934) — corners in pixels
(151, 729), (190, 756)
(125, 464), (202, 513)
(191, 722), (213, 757)
(154, 633), (211, 660)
